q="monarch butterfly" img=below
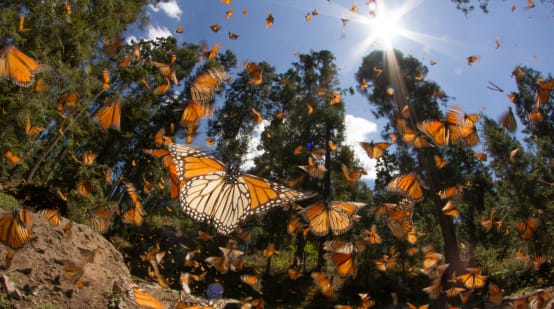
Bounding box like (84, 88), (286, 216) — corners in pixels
(63, 221), (72, 238)
(527, 109), (543, 122)
(190, 66), (227, 106)
(286, 217), (306, 235)
(151, 60), (178, 85)
(104, 168), (113, 185)
(422, 247), (444, 269)
(401, 127), (431, 148)
(176, 25), (183, 33)
(418, 106), (463, 147)
(444, 286), (465, 298)
(76, 179), (94, 196)
(241, 274), (263, 294)
(438, 185), (465, 200)
(93, 98), (121, 132)
(0, 45), (46, 87)
(0, 209), (32, 249)
(441, 201), (460, 218)
(34, 78), (47, 92)
(56, 92), (79, 115)
(40, 208), (61, 227)
(341, 164), (366, 187)
(457, 268), (487, 289)
(481, 208), (495, 232)
(306, 103), (314, 115)
(244, 62), (263, 86)
(80, 150), (97, 165)
(25, 115), (46, 136)
(210, 24), (221, 32)
(422, 278), (441, 299)
(203, 42), (221, 60)
(63, 263), (84, 289)
(434, 155), (448, 169)
(180, 100), (208, 129)
(474, 152), (487, 161)
(265, 12), (274, 28)
(516, 217), (540, 240)
(499, 107), (517, 132)
(300, 201), (366, 236)
(386, 173), (425, 202)
(205, 256), (228, 274)
(124, 280), (165, 309)
(359, 78), (368, 90)
(102, 36), (124, 57)
(262, 243), (279, 257)
(101, 68), (110, 90)
(153, 78), (170, 95)
(361, 224), (382, 244)
(407, 303), (430, 309)
(359, 141), (391, 159)
(5, 150), (21, 165)
(89, 205), (115, 234)
(535, 78), (553, 106)
(169, 144), (308, 234)
(251, 108), (262, 124)
(330, 90), (341, 104)
(228, 32), (239, 40)
(311, 272), (333, 297)
(305, 13), (311, 22)
(463, 113), (481, 128)
(299, 157), (327, 180)
(196, 230), (213, 241)
(323, 241), (354, 254)
(288, 268), (303, 280)
(191, 271), (207, 282)
(18, 14), (31, 32)
(325, 251), (355, 276)
(226, 9), (233, 19)
(184, 248), (201, 267)
(122, 202), (143, 226)
(466, 55), (480, 66)
(374, 254), (398, 272)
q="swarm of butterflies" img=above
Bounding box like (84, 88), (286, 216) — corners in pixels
(2, 1), (554, 308)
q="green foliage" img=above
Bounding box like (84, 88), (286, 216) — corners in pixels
(0, 192), (20, 210)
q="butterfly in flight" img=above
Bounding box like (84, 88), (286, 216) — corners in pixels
(169, 144), (310, 234)
(0, 45), (46, 87)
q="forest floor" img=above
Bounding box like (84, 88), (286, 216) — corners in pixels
(0, 207), (553, 309)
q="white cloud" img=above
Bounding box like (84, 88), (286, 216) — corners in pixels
(242, 119), (270, 171)
(145, 25), (172, 40)
(148, 0), (182, 20)
(344, 114), (379, 181)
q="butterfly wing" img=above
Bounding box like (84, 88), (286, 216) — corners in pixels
(93, 99), (121, 132)
(0, 209), (32, 249)
(300, 202), (329, 236)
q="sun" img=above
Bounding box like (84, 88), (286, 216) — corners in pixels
(367, 4), (404, 50)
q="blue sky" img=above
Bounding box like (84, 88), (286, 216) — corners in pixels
(126, 0), (553, 180)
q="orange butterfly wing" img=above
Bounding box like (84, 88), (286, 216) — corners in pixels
(386, 173), (424, 202)
(0, 45), (45, 87)
(93, 99), (121, 132)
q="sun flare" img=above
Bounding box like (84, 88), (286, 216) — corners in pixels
(367, 4), (404, 50)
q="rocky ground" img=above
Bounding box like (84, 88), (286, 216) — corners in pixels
(0, 209), (183, 309)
